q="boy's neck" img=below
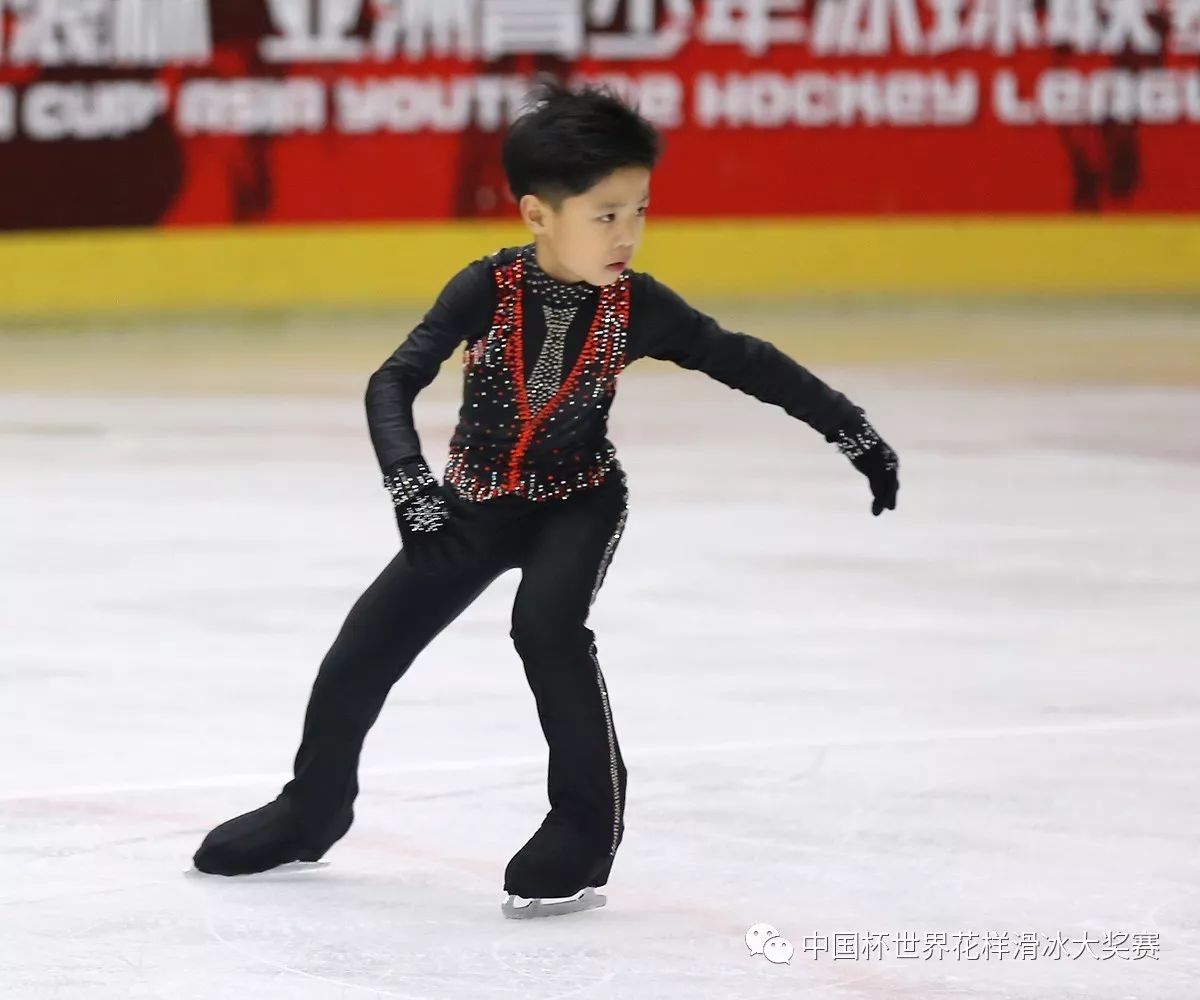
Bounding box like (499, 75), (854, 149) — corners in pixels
(533, 241), (588, 286)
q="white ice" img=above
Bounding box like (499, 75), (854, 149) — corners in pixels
(2, 350), (1198, 999)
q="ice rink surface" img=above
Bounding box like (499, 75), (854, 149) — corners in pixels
(2, 304), (1198, 999)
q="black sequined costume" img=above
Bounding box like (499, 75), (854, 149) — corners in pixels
(193, 243), (867, 897)
(366, 243), (862, 504)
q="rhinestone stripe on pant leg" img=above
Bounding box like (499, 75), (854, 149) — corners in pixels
(585, 477), (630, 859)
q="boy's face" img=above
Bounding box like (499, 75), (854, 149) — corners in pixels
(520, 165), (651, 287)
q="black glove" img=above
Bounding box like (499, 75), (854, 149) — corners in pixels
(382, 457), (471, 572)
(830, 410), (899, 517)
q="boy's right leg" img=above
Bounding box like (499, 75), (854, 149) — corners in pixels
(193, 507), (522, 876)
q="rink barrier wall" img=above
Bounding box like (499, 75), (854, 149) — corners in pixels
(1, 217), (1198, 316)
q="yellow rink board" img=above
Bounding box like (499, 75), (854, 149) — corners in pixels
(2, 299), (1198, 392)
(0, 217), (1198, 317)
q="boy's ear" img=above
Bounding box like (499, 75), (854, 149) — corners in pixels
(519, 194), (550, 235)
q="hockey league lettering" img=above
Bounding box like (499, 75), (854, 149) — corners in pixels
(0, 0), (1198, 138)
(0, 0), (1197, 221)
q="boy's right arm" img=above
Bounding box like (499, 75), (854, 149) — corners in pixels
(365, 258), (494, 473)
(366, 256), (494, 567)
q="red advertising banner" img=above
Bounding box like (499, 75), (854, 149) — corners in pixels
(1, 0), (1198, 231)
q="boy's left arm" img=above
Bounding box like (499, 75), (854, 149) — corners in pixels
(628, 273), (899, 516)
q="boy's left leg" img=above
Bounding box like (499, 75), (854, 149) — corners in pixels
(504, 468), (631, 900)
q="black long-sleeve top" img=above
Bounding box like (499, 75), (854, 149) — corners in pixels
(366, 243), (861, 506)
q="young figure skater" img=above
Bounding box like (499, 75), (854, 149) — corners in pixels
(192, 78), (900, 919)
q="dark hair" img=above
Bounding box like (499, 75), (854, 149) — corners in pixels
(502, 76), (663, 209)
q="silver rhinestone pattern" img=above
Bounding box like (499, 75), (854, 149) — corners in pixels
(588, 478), (628, 610)
(835, 424), (879, 460)
(585, 475), (629, 857)
(400, 492), (450, 533)
(383, 462), (450, 533)
(835, 418), (898, 471)
(383, 462), (437, 504)
(590, 646), (623, 858)
(520, 243), (598, 309)
(526, 303), (577, 415)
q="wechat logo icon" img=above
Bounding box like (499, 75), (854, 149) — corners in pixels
(745, 922), (794, 965)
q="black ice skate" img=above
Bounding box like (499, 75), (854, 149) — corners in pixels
(501, 810), (617, 919)
(190, 795), (352, 877)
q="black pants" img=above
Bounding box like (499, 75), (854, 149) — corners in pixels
(279, 465), (630, 866)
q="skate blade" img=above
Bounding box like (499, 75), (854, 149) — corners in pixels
(501, 886), (607, 920)
(183, 861), (331, 879)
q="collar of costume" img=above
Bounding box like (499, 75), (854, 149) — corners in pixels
(520, 244), (600, 309)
